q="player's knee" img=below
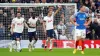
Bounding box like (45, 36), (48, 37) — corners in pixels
(29, 37), (33, 42)
(16, 38), (20, 41)
(34, 38), (38, 41)
(47, 37), (51, 41)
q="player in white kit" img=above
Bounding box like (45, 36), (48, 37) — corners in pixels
(27, 14), (38, 52)
(43, 6), (62, 51)
(10, 12), (28, 52)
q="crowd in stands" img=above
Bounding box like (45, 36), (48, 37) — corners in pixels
(0, 0), (100, 40)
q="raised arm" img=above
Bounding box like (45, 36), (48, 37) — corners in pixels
(43, 21), (46, 34)
(24, 20), (29, 28)
(54, 6), (62, 16)
(43, 17), (46, 34)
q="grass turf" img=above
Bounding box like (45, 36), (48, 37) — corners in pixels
(0, 48), (100, 56)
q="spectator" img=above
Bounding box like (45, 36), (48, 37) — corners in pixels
(0, 9), (3, 23)
(89, 9), (95, 22)
(35, 0), (40, 3)
(21, 0), (31, 3)
(94, 14), (100, 40)
(74, 0), (81, 9)
(17, 7), (21, 13)
(54, 25), (58, 40)
(0, 0), (6, 3)
(86, 18), (93, 40)
(11, 14), (15, 19)
(59, 0), (64, 3)
(54, 0), (57, 3)
(83, 0), (91, 8)
(90, 2), (96, 12)
(67, 0), (72, 3)
(95, 0), (100, 8)
(41, 0), (46, 3)
(57, 21), (66, 39)
(60, 12), (66, 24)
(0, 22), (5, 40)
(95, 6), (100, 14)
(10, 9), (14, 14)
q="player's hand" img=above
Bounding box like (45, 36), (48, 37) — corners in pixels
(86, 26), (90, 28)
(11, 31), (13, 35)
(74, 23), (79, 26)
(84, 23), (89, 27)
(58, 5), (62, 9)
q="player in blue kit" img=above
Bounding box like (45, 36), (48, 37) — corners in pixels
(70, 5), (91, 54)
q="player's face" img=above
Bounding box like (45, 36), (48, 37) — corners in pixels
(80, 6), (86, 12)
(59, 21), (63, 25)
(48, 11), (52, 16)
(17, 13), (21, 18)
(48, 6), (54, 11)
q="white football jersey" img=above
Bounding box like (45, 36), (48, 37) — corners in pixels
(28, 17), (38, 32)
(44, 14), (54, 30)
(12, 17), (24, 33)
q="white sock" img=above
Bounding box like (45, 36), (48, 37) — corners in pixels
(49, 39), (53, 49)
(12, 40), (16, 50)
(29, 42), (32, 45)
(9, 43), (12, 49)
(16, 41), (21, 50)
(45, 39), (49, 46)
(32, 40), (37, 46)
(9, 40), (16, 49)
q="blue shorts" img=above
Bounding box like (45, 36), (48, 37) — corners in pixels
(13, 32), (22, 38)
(47, 29), (54, 38)
(28, 32), (36, 38)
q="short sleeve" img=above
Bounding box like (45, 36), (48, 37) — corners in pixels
(52, 12), (54, 17)
(27, 18), (31, 23)
(35, 17), (38, 21)
(71, 12), (78, 19)
(11, 18), (15, 24)
(43, 17), (47, 22)
(85, 13), (89, 17)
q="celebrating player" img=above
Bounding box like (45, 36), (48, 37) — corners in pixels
(43, 6), (62, 51)
(27, 14), (38, 52)
(10, 12), (28, 52)
(9, 25), (17, 52)
(70, 5), (91, 54)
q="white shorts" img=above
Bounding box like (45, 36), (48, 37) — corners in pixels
(75, 29), (86, 39)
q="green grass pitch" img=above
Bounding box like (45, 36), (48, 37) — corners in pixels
(0, 48), (100, 56)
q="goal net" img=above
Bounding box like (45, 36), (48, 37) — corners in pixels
(0, 3), (77, 40)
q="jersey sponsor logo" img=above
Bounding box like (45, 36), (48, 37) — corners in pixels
(80, 18), (85, 20)
(17, 23), (23, 25)
(48, 20), (52, 23)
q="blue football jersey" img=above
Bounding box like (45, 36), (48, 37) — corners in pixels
(73, 11), (88, 29)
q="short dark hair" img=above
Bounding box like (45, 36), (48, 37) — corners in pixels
(31, 12), (35, 19)
(79, 4), (85, 9)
